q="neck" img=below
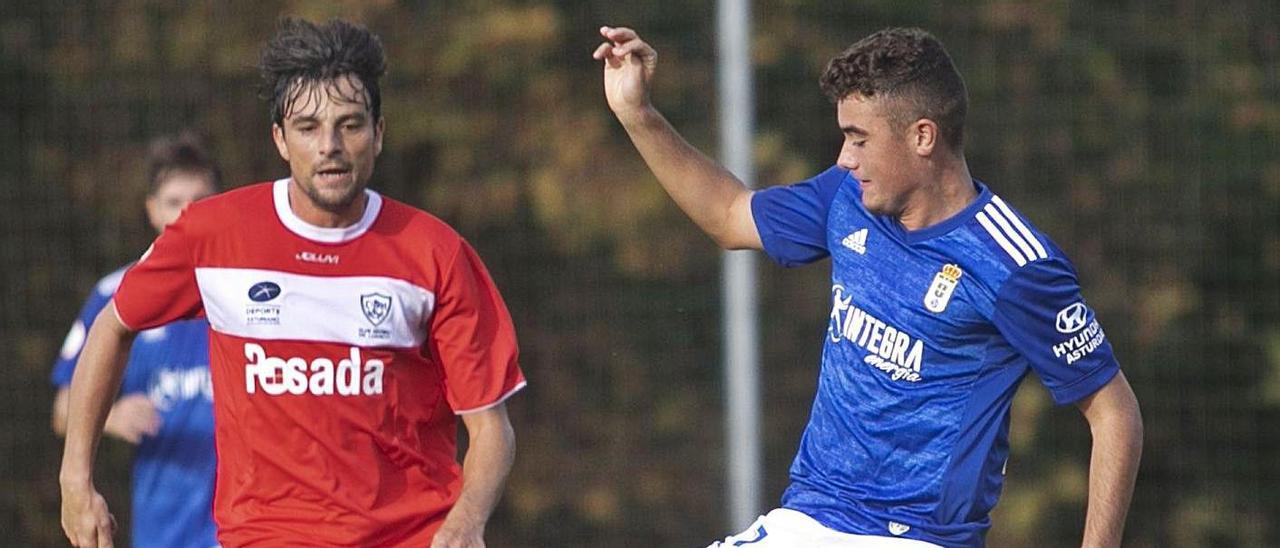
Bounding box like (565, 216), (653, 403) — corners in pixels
(287, 181), (368, 228)
(897, 156), (976, 231)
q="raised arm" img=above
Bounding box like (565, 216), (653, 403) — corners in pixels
(1075, 371), (1143, 547)
(593, 26), (760, 250)
(59, 301), (137, 548)
(431, 404), (517, 548)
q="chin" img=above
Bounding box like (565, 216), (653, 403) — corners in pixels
(323, 192), (362, 211)
(305, 185), (363, 213)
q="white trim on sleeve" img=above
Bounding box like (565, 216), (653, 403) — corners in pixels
(112, 300), (141, 332)
(983, 203), (1037, 261)
(976, 211), (1027, 266)
(991, 195), (1048, 259)
(454, 380), (528, 415)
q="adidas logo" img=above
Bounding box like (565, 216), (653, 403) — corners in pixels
(842, 228), (868, 254)
(888, 521), (910, 536)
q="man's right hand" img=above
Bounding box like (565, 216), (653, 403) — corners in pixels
(103, 394), (160, 444)
(593, 26), (659, 122)
(587, 24), (762, 251)
(60, 481), (116, 548)
(60, 301), (135, 547)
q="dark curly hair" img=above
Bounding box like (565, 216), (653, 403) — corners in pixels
(145, 131), (221, 195)
(258, 17), (387, 126)
(820, 28), (967, 151)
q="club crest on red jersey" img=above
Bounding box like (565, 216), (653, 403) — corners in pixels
(361, 292), (392, 326)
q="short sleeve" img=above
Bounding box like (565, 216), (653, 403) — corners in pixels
(750, 165), (847, 267)
(428, 240), (525, 414)
(50, 274), (120, 387)
(114, 215), (204, 331)
(992, 258), (1119, 404)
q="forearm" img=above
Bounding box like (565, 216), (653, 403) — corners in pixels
(1079, 374), (1143, 547)
(52, 388), (70, 436)
(59, 305), (134, 487)
(616, 106), (758, 249)
(440, 411), (516, 536)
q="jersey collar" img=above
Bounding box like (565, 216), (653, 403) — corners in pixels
(886, 179), (992, 244)
(273, 178), (382, 244)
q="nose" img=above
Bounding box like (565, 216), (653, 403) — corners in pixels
(837, 145), (859, 172)
(319, 125), (344, 157)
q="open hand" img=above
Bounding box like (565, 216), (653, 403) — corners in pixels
(592, 26), (658, 120)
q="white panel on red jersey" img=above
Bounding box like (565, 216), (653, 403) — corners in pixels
(195, 267), (435, 349)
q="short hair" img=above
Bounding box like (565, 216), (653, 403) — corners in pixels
(819, 27), (968, 150)
(258, 17), (387, 126)
(145, 131), (221, 195)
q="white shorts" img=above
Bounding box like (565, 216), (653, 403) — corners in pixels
(706, 508), (941, 548)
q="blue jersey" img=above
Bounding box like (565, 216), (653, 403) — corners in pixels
(751, 166), (1119, 546)
(52, 267), (218, 548)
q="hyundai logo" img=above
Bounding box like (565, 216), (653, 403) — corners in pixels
(1055, 302), (1089, 333)
(248, 281), (282, 302)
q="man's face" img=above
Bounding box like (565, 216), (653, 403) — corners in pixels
(272, 74), (383, 215)
(835, 94), (920, 217)
(145, 172), (216, 233)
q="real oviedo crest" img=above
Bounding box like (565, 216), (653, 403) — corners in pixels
(924, 264), (963, 313)
(360, 292), (393, 326)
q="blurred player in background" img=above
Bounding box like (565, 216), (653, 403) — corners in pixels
(596, 25), (1143, 547)
(51, 131), (219, 548)
(60, 17), (525, 548)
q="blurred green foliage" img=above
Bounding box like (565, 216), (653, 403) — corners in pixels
(1, 1), (1276, 546)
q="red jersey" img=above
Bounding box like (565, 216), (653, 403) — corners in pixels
(114, 180), (526, 546)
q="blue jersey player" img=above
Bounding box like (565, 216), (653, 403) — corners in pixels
(52, 132), (220, 548)
(595, 26), (1143, 546)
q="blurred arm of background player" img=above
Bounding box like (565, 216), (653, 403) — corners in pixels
(59, 303), (138, 548)
(52, 389), (160, 445)
(431, 404), (517, 548)
(593, 26), (762, 251)
(1076, 371), (1143, 547)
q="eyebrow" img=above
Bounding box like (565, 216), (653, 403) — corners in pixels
(287, 114), (319, 126)
(337, 112), (369, 124)
(286, 111), (370, 126)
(841, 124), (869, 136)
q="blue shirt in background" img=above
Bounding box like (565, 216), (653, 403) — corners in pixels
(52, 266), (218, 548)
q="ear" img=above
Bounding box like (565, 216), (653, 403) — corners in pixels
(374, 117), (385, 157)
(912, 118), (939, 157)
(144, 194), (160, 219)
(272, 123), (290, 162)
(143, 195), (164, 233)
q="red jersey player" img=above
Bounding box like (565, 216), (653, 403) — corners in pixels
(60, 18), (525, 548)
